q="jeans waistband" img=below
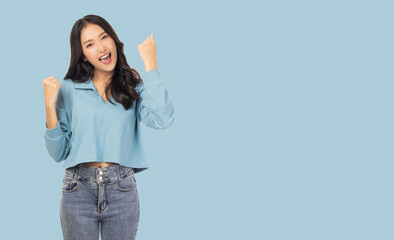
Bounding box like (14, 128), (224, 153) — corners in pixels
(65, 163), (134, 182)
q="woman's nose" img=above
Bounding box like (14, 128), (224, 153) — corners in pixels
(97, 43), (106, 53)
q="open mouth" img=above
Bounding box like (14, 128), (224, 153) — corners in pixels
(99, 52), (112, 64)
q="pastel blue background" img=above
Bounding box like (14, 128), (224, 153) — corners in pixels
(1, 0), (392, 239)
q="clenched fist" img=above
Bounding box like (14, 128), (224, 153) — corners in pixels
(43, 76), (62, 107)
(138, 33), (158, 72)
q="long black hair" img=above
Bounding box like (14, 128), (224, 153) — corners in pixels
(64, 14), (142, 110)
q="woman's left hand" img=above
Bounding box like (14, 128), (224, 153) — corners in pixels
(138, 34), (158, 71)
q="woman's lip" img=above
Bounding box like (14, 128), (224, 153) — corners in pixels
(100, 54), (112, 65)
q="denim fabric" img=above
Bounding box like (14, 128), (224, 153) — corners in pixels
(60, 163), (140, 240)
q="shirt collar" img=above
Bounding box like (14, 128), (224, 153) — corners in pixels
(73, 77), (95, 90)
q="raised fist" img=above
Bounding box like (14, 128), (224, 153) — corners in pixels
(137, 33), (157, 68)
(42, 76), (62, 107)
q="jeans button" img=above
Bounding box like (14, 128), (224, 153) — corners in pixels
(99, 171), (103, 175)
(99, 176), (103, 180)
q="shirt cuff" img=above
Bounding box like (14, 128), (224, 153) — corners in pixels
(141, 68), (163, 86)
(45, 121), (63, 139)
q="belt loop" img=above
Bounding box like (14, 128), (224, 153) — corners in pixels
(74, 165), (79, 180)
(116, 164), (121, 179)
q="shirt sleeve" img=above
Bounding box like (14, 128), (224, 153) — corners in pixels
(43, 83), (72, 162)
(135, 68), (175, 130)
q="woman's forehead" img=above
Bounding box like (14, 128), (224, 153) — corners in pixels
(81, 24), (105, 41)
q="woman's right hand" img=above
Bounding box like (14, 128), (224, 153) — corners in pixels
(43, 76), (61, 107)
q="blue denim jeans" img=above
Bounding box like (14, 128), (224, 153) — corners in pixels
(60, 163), (140, 240)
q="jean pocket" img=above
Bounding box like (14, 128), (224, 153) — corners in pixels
(62, 177), (80, 193)
(116, 174), (137, 192)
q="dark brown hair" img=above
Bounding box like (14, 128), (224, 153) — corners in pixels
(64, 14), (141, 110)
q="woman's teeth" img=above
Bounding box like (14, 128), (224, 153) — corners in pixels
(99, 53), (110, 60)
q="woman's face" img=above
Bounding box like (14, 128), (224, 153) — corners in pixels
(80, 23), (117, 75)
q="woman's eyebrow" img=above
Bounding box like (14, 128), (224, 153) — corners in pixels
(82, 32), (107, 45)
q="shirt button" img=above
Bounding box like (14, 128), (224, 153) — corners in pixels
(99, 176), (103, 180)
(99, 171), (103, 175)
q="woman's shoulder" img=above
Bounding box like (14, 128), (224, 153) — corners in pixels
(62, 78), (75, 89)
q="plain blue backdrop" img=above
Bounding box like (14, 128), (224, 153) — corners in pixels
(0, 0), (393, 239)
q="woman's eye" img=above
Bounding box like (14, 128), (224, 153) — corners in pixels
(86, 35), (108, 48)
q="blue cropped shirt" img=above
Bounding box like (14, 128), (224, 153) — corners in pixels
(43, 68), (174, 173)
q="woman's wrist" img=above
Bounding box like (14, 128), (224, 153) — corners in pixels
(144, 63), (158, 72)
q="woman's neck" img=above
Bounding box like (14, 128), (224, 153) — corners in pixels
(92, 70), (114, 85)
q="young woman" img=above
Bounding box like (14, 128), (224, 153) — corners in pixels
(43, 14), (174, 239)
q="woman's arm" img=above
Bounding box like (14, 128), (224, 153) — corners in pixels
(43, 79), (72, 162)
(45, 104), (58, 129)
(136, 34), (175, 129)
